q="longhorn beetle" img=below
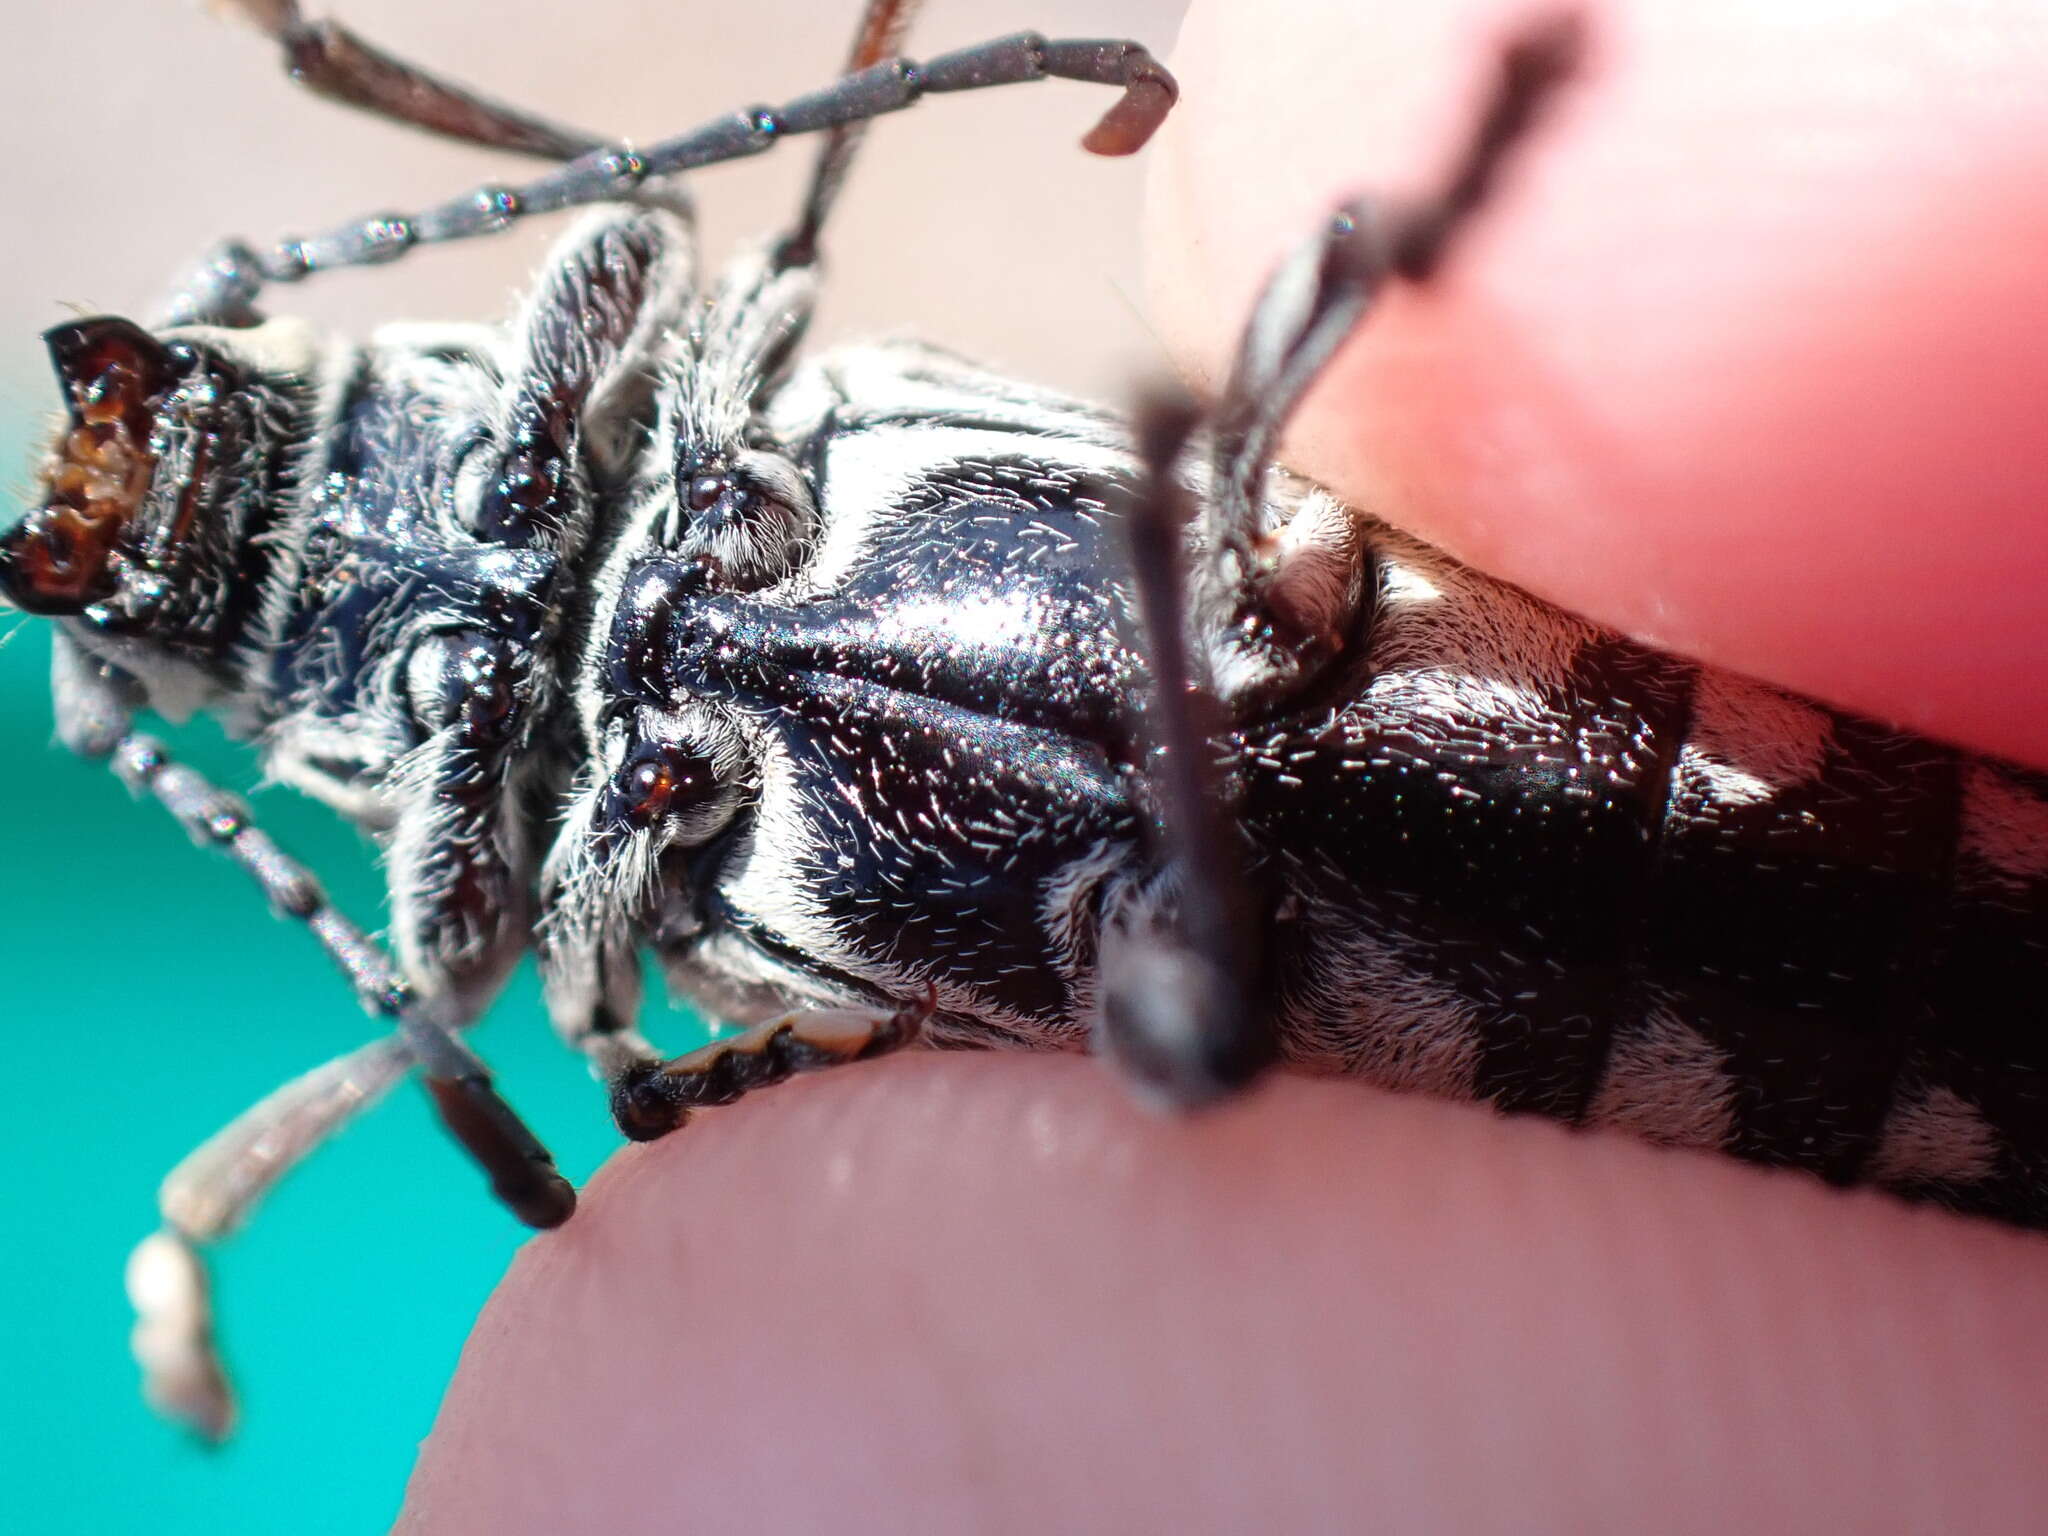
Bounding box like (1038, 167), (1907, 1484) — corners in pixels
(4, 0), (2044, 1440)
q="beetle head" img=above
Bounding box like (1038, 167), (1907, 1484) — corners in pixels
(1, 315), (312, 665)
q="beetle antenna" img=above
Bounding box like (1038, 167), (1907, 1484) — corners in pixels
(216, 0), (608, 158)
(163, 5), (1177, 324)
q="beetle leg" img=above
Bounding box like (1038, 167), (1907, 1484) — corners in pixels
(776, 0), (1174, 265)
(772, 0), (925, 269)
(1205, 10), (1587, 572)
(1103, 15), (1587, 1104)
(550, 945), (669, 1111)
(128, 1033), (415, 1441)
(90, 729), (574, 1229)
(609, 987), (937, 1142)
(1103, 399), (1275, 1107)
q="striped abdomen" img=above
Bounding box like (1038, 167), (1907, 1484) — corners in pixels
(1244, 524), (2048, 1227)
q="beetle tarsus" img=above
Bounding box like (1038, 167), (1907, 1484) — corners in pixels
(610, 989), (937, 1137)
(610, 1061), (693, 1143)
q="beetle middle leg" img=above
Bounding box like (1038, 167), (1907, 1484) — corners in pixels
(609, 988), (937, 1141)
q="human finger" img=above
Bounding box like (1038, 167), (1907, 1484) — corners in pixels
(1146, 0), (2048, 765)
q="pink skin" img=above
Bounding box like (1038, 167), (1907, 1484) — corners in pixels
(1152, 0), (2048, 768)
(397, 3), (2048, 1531)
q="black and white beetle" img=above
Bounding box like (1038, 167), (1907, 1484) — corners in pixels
(4, 0), (2044, 1438)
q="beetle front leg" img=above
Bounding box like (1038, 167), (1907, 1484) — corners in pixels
(609, 989), (936, 1142)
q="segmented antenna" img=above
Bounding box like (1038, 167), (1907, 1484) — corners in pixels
(167, 5), (1177, 325)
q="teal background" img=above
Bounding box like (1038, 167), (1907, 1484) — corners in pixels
(0, 411), (711, 1531)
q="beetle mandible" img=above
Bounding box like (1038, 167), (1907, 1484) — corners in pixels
(3, 0), (2044, 1439)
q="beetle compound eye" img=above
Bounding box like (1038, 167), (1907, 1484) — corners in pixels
(604, 742), (719, 830)
(629, 760), (675, 817)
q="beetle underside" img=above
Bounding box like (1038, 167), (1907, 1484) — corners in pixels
(3, 0), (2042, 1443)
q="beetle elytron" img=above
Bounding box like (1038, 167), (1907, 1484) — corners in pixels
(4, 0), (2044, 1438)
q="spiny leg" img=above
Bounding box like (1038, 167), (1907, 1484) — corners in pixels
(129, 1034), (414, 1440)
(218, 0), (605, 158)
(162, 22), (1175, 324)
(1207, 10), (1586, 572)
(610, 988), (938, 1142)
(102, 730), (574, 1228)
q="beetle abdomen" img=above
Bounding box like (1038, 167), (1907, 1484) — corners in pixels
(1244, 523), (2048, 1226)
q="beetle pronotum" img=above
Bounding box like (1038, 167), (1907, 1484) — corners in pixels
(3, 0), (2043, 1441)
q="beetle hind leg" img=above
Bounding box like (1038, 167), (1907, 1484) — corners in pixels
(1100, 398), (1277, 1108)
(1098, 11), (1591, 1107)
(1096, 897), (1275, 1109)
(1202, 9), (1587, 571)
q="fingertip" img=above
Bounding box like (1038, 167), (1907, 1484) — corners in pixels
(1149, 0), (2048, 764)
(401, 1056), (2048, 1534)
